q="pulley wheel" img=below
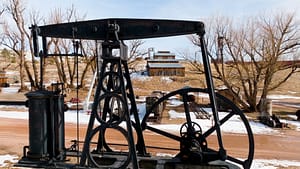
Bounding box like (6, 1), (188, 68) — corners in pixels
(87, 125), (131, 169)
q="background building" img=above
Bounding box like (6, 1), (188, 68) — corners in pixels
(147, 51), (185, 76)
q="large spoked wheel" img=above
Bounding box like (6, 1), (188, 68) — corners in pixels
(87, 125), (132, 169)
(141, 87), (254, 169)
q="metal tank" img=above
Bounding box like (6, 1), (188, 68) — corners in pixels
(24, 86), (65, 161)
(25, 90), (52, 160)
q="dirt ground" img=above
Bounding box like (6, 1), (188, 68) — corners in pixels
(0, 116), (300, 165)
(0, 92), (300, 168)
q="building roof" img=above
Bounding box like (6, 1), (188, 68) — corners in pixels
(154, 52), (175, 56)
(147, 59), (180, 63)
(148, 63), (184, 68)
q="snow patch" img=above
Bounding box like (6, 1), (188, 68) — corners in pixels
(160, 77), (173, 83)
(0, 154), (18, 167)
(1, 104), (299, 135)
(1, 87), (19, 93)
(130, 72), (151, 81)
(267, 95), (300, 100)
(251, 159), (300, 169)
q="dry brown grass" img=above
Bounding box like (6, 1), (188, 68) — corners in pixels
(3, 60), (300, 112)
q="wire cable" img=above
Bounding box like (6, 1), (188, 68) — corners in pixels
(72, 37), (81, 164)
(76, 41), (80, 164)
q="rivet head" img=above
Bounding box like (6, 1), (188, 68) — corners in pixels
(153, 24), (160, 32)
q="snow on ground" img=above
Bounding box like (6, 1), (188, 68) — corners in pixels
(0, 107), (300, 169)
(0, 87), (19, 93)
(286, 115), (300, 131)
(267, 94), (300, 100)
(0, 154), (18, 167)
(148, 109), (279, 135)
(231, 159), (300, 169)
(131, 72), (151, 81)
(251, 159), (300, 169)
(1, 102), (299, 135)
(160, 76), (173, 83)
(0, 107), (92, 123)
(131, 72), (173, 83)
(0, 92), (300, 168)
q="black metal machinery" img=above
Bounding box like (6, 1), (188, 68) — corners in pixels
(17, 18), (254, 169)
(20, 83), (65, 164)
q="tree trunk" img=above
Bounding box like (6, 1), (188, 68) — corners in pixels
(24, 61), (36, 90)
(19, 52), (27, 91)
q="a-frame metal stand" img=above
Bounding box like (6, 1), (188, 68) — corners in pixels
(80, 35), (146, 168)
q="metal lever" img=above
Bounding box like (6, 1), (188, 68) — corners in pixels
(35, 18), (205, 40)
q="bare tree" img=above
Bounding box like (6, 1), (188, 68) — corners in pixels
(0, 6), (4, 17)
(2, 0), (28, 91)
(189, 13), (300, 112)
(126, 39), (147, 72)
(0, 0), (43, 90)
(27, 10), (43, 88)
(48, 6), (96, 88)
(79, 40), (98, 88)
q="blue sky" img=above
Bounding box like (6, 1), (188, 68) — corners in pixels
(3, 0), (300, 54)
(26, 0), (300, 20)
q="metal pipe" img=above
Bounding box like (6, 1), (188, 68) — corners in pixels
(40, 36), (47, 90)
(199, 34), (226, 159)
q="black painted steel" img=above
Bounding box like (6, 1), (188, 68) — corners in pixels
(24, 18), (254, 169)
(24, 89), (66, 161)
(199, 35), (227, 160)
(51, 90), (66, 160)
(79, 45), (141, 168)
(0, 101), (25, 105)
(141, 87), (254, 168)
(36, 18), (205, 40)
(25, 90), (52, 159)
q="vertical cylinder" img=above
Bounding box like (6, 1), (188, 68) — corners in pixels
(25, 90), (52, 159)
(52, 94), (65, 160)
